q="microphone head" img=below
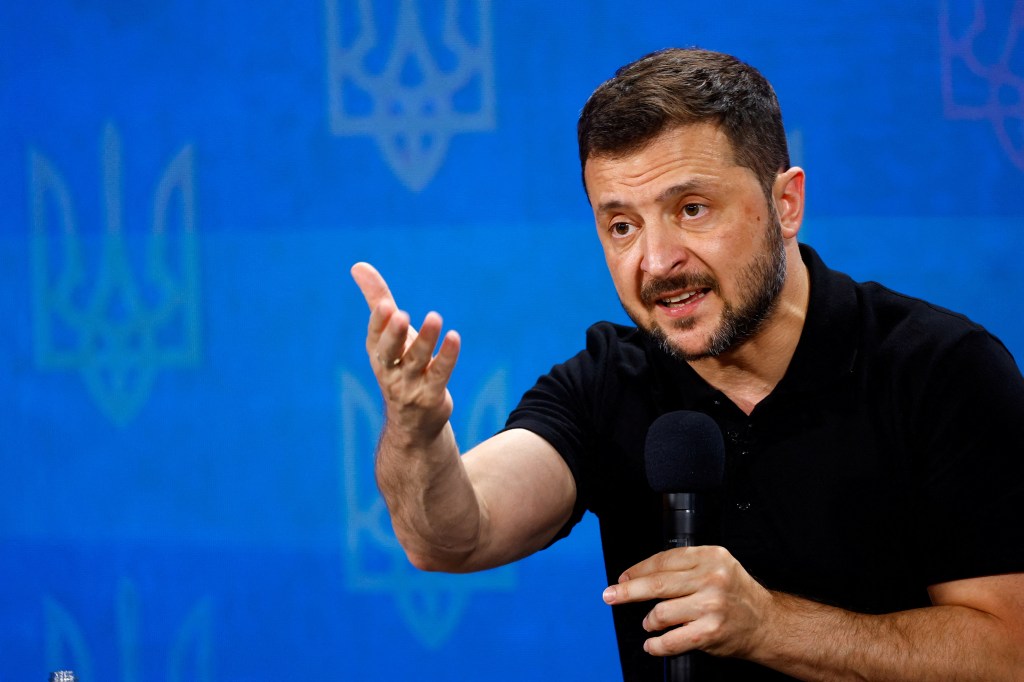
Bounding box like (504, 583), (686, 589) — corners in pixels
(644, 410), (726, 493)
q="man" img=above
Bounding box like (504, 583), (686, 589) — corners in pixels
(351, 48), (1024, 680)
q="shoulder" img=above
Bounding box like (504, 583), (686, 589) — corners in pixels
(802, 244), (1022, 404)
(852, 282), (1024, 442)
(858, 281), (985, 337)
(581, 321), (646, 362)
(509, 320), (666, 434)
(855, 281), (1016, 367)
(535, 321), (649, 379)
(805, 243), (999, 356)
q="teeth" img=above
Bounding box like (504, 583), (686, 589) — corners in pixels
(663, 291), (699, 304)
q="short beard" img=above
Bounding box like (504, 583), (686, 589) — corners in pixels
(627, 214), (788, 362)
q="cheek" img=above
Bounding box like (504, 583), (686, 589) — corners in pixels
(715, 213), (761, 257)
(741, 205), (771, 238)
(602, 250), (639, 299)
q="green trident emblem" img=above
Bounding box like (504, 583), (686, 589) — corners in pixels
(30, 123), (201, 425)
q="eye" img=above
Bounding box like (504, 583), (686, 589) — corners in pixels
(681, 203), (707, 219)
(610, 222), (638, 238)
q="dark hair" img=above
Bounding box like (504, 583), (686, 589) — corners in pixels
(577, 47), (790, 197)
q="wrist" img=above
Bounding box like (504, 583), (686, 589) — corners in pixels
(382, 409), (450, 450)
(734, 584), (786, 662)
(747, 589), (859, 678)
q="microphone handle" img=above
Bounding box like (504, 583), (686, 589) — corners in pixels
(664, 493), (701, 682)
(665, 492), (700, 547)
(666, 651), (695, 682)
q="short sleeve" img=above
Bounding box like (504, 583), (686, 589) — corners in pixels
(502, 323), (627, 542)
(914, 329), (1024, 584)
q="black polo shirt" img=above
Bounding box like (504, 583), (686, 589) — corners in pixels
(505, 244), (1024, 681)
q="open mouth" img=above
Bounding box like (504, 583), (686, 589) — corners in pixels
(657, 288), (710, 308)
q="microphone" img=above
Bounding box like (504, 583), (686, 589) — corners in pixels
(644, 410), (726, 682)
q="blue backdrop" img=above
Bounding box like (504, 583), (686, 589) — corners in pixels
(3, 1), (1022, 680)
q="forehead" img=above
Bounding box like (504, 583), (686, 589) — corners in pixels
(583, 123), (745, 203)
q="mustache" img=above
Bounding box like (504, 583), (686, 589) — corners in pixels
(640, 273), (718, 306)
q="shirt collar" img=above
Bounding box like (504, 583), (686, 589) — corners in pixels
(644, 242), (860, 407)
(778, 243), (859, 395)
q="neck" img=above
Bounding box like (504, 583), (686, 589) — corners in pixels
(690, 242), (810, 415)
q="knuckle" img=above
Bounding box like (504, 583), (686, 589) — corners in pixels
(701, 614), (726, 649)
(708, 545), (729, 561)
(645, 633), (669, 656)
(707, 565), (731, 589)
(703, 593), (726, 615)
(650, 574), (669, 596)
(646, 603), (666, 630)
(658, 627), (696, 656)
(706, 612), (725, 636)
(682, 627), (707, 650)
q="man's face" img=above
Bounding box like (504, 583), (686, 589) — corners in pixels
(584, 123), (788, 361)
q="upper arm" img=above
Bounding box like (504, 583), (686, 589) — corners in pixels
(459, 427), (577, 571)
(929, 572), (1024, 619)
(928, 572), (1024, 663)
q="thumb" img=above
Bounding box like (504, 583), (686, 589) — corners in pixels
(350, 262), (396, 312)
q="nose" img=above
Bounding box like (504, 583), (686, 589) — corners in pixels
(640, 224), (686, 278)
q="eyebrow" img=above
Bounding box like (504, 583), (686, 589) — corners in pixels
(596, 180), (708, 214)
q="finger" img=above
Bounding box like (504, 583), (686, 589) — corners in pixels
(366, 298), (398, 351)
(603, 569), (699, 605)
(355, 262), (420, 354)
(621, 544), (735, 581)
(378, 309), (412, 366)
(619, 547), (701, 583)
(642, 594), (705, 633)
(400, 311), (445, 372)
(643, 621), (707, 657)
(605, 547), (719, 604)
(423, 329), (461, 390)
(351, 262), (396, 313)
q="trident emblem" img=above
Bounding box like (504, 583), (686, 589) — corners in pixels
(30, 123), (201, 425)
(939, 0), (1024, 170)
(324, 0), (496, 191)
(45, 578), (213, 681)
(339, 368), (515, 648)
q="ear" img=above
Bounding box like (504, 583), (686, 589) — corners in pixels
(773, 167), (805, 240)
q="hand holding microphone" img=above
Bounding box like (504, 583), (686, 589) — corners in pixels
(601, 411), (774, 679)
(646, 411), (725, 681)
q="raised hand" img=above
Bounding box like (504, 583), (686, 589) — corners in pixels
(350, 262), (462, 439)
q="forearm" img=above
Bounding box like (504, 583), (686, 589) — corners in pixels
(352, 265), (575, 575)
(755, 591), (1023, 681)
(375, 417), (483, 572)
